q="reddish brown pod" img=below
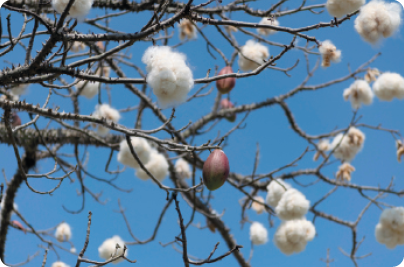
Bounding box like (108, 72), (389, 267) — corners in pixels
(203, 149), (230, 191)
(220, 99), (236, 122)
(216, 66), (236, 94)
(11, 112), (21, 127)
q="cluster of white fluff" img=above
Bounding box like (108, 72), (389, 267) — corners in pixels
(174, 158), (192, 179)
(238, 40), (269, 72)
(318, 40), (341, 68)
(75, 68), (110, 99)
(375, 207), (404, 249)
(343, 80), (374, 109)
(266, 179), (291, 207)
(251, 196), (266, 214)
(326, 0), (365, 18)
(52, 0), (93, 20)
(249, 221), (268, 245)
(51, 262), (70, 267)
(117, 137), (152, 169)
(55, 222), (72, 242)
(8, 84), (28, 99)
(179, 19), (197, 40)
(92, 104), (121, 136)
(329, 127), (365, 162)
(98, 235), (128, 263)
(135, 150), (169, 182)
(354, 0), (402, 44)
(225, 25), (238, 34)
(336, 162), (355, 181)
(257, 17), (279, 36)
(273, 218), (316, 255)
(313, 139), (330, 161)
(275, 189), (310, 221)
(142, 46), (194, 108)
(373, 72), (404, 101)
(365, 68), (380, 83)
(71, 41), (86, 52)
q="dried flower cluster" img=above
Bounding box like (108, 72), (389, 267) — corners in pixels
(375, 207), (404, 249)
(142, 46), (194, 108)
(179, 19), (197, 40)
(336, 163), (355, 181)
(319, 40), (341, 68)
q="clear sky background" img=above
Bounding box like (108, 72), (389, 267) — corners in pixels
(1, 0), (404, 266)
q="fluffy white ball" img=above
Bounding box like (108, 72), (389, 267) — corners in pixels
(135, 150), (169, 182)
(92, 104), (120, 136)
(375, 207), (404, 248)
(266, 179), (291, 207)
(326, 0), (365, 18)
(318, 40), (341, 68)
(51, 262), (70, 267)
(98, 235), (128, 264)
(257, 17), (279, 36)
(71, 41), (86, 52)
(174, 158), (192, 179)
(251, 196), (266, 214)
(343, 80), (374, 109)
(10, 84), (28, 96)
(249, 222), (268, 245)
(373, 72), (404, 101)
(75, 80), (99, 99)
(354, 0), (402, 44)
(52, 0), (93, 20)
(275, 189), (310, 221)
(273, 219), (316, 255)
(238, 40), (269, 72)
(117, 137), (152, 169)
(142, 46), (194, 108)
(329, 127), (365, 162)
(55, 222), (72, 242)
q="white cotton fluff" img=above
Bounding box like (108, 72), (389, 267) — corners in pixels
(174, 158), (192, 179)
(142, 46), (194, 108)
(266, 179), (291, 207)
(117, 137), (152, 169)
(249, 222), (268, 245)
(70, 247), (77, 253)
(343, 80), (374, 109)
(329, 127), (365, 162)
(373, 72), (404, 101)
(238, 40), (269, 72)
(75, 80), (99, 99)
(92, 104), (120, 136)
(257, 17), (279, 36)
(98, 235), (128, 264)
(275, 189), (310, 221)
(10, 84), (28, 96)
(55, 222), (72, 242)
(52, 0), (93, 20)
(375, 207), (404, 249)
(135, 150), (169, 182)
(274, 219), (316, 255)
(251, 196), (266, 214)
(318, 40), (341, 67)
(179, 19), (197, 40)
(326, 0), (365, 18)
(313, 139), (330, 161)
(354, 0), (402, 44)
(71, 41), (86, 52)
(51, 262), (70, 267)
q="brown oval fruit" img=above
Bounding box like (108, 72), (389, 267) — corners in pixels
(220, 99), (236, 122)
(203, 149), (230, 191)
(216, 66), (236, 94)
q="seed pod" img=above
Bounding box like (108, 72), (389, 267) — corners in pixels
(216, 66), (236, 94)
(220, 99), (236, 122)
(203, 149), (230, 191)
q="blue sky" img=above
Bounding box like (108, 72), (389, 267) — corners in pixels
(1, 0), (404, 266)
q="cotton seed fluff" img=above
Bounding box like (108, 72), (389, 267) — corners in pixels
(343, 80), (374, 109)
(275, 188), (310, 221)
(55, 222), (72, 242)
(354, 0), (402, 44)
(373, 72), (404, 101)
(75, 80), (99, 99)
(319, 40), (341, 68)
(249, 221), (268, 245)
(135, 150), (169, 182)
(329, 127), (365, 162)
(238, 40), (269, 72)
(142, 46), (194, 108)
(92, 104), (120, 136)
(174, 158), (192, 179)
(98, 235), (128, 264)
(257, 17), (279, 36)
(266, 179), (291, 207)
(326, 0), (365, 18)
(117, 137), (152, 169)
(274, 219), (316, 255)
(51, 262), (70, 267)
(179, 19), (197, 40)
(52, 0), (93, 20)
(375, 207), (404, 249)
